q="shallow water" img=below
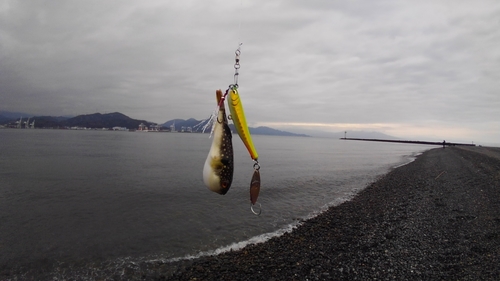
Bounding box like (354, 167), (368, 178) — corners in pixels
(0, 129), (429, 277)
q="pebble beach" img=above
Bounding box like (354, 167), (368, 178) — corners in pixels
(13, 146), (499, 280)
(137, 146), (500, 280)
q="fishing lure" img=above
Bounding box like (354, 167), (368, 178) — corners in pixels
(202, 90), (234, 194)
(227, 87), (259, 161)
(202, 44), (262, 215)
(227, 86), (261, 207)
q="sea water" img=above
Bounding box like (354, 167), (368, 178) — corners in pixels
(0, 129), (429, 278)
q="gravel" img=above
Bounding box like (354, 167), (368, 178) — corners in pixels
(147, 146), (500, 281)
(12, 146), (500, 280)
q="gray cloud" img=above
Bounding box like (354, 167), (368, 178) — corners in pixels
(1, 0), (499, 143)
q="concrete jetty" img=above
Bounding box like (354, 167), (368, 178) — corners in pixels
(340, 138), (475, 147)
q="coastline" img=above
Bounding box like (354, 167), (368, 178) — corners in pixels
(142, 146), (500, 280)
(17, 146), (499, 280)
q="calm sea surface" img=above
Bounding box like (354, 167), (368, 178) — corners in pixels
(0, 129), (429, 278)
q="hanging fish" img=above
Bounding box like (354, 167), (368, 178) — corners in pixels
(227, 86), (261, 206)
(203, 89), (234, 194)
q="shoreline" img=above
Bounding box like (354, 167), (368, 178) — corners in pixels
(162, 150), (424, 265)
(146, 146), (500, 280)
(16, 146), (500, 280)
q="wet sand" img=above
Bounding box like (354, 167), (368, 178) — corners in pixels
(140, 146), (500, 281)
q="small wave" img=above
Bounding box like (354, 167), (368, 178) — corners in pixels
(392, 150), (426, 169)
(153, 195), (354, 265)
(157, 221), (302, 263)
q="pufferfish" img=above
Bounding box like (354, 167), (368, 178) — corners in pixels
(203, 89), (234, 194)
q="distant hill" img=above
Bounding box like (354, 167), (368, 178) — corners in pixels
(342, 131), (398, 140)
(0, 110), (34, 119)
(162, 118), (201, 130)
(0, 115), (10, 124)
(30, 116), (71, 128)
(62, 112), (153, 129)
(1, 110), (395, 139)
(1, 112), (155, 129)
(0, 110), (35, 126)
(0, 110), (75, 128)
(280, 128), (399, 139)
(250, 126), (308, 137)
(161, 119), (309, 137)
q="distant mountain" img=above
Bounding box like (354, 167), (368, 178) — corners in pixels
(342, 131), (399, 140)
(250, 126), (308, 137)
(0, 111), (76, 128)
(1, 112), (155, 129)
(30, 116), (71, 128)
(1, 110), (395, 139)
(62, 112), (153, 129)
(279, 128), (399, 139)
(0, 115), (10, 124)
(160, 119), (309, 137)
(0, 114), (41, 128)
(162, 118), (202, 130)
(0, 110), (34, 119)
(0, 111), (34, 126)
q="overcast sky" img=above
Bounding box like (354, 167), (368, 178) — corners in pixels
(1, 0), (499, 143)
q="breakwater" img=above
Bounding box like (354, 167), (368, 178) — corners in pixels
(341, 138), (475, 146)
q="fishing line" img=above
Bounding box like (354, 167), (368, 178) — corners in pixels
(225, 46), (263, 216)
(236, 0), (243, 51)
(233, 1), (263, 216)
(202, 0), (263, 216)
